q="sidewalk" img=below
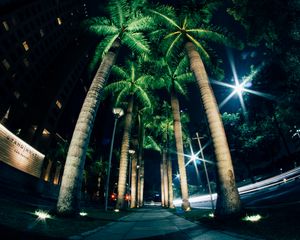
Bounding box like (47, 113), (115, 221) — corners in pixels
(70, 207), (262, 240)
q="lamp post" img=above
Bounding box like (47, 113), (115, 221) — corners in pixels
(193, 132), (215, 211)
(104, 108), (124, 211)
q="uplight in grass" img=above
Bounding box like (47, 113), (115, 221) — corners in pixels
(243, 214), (262, 222)
(80, 212), (88, 216)
(209, 213), (214, 218)
(114, 209), (120, 212)
(34, 210), (51, 220)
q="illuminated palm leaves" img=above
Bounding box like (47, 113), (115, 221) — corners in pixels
(149, 5), (243, 77)
(105, 60), (152, 109)
(83, 0), (154, 72)
(152, 56), (194, 96)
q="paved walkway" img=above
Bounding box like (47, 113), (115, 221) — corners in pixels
(70, 207), (261, 240)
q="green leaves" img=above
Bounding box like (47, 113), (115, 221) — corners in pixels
(107, 0), (128, 28)
(122, 32), (151, 55)
(127, 16), (155, 32)
(105, 59), (153, 110)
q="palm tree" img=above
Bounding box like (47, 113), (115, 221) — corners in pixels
(56, 0), (153, 216)
(150, 57), (194, 210)
(150, 5), (243, 217)
(105, 59), (152, 210)
(144, 102), (180, 208)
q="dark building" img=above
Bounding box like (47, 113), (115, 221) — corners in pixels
(0, 0), (96, 186)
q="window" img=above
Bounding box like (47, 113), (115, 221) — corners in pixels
(40, 29), (45, 37)
(23, 58), (30, 67)
(57, 17), (62, 25)
(22, 41), (29, 51)
(2, 59), (11, 70)
(55, 100), (62, 109)
(2, 21), (9, 31)
(14, 91), (20, 99)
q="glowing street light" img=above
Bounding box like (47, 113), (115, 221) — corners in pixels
(104, 107), (124, 211)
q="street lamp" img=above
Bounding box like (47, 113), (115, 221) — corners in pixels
(104, 107), (124, 211)
(193, 132), (215, 211)
(128, 149), (135, 207)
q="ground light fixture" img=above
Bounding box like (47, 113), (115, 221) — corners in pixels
(242, 214), (262, 222)
(34, 210), (51, 220)
(79, 212), (88, 216)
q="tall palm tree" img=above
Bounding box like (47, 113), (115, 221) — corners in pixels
(150, 5), (244, 217)
(56, 0), (153, 216)
(144, 102), (182, 208)
(105, 59), (152, 210)
(151, 57), (194, 210)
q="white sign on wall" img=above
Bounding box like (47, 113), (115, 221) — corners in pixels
(0, 123), (45, 178)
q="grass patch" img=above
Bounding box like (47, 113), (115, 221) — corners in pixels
(0, 198), (130, 239)
(172, 204), (300, 240)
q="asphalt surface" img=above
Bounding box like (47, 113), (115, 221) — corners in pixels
(69, 207), (261, 240)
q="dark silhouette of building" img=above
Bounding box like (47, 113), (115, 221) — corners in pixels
(0, 0), (97, 186)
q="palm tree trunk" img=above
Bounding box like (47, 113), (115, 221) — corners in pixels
(137, 113), (145, 207)
(167, 153), (174, 208)
(185, 42), (242, 217)
(170, 88), (190, 211)
(116, 96), (134, 210)
(160, 160), (165, 207)
(140, 157), (145, 206)
(162, 149), (169, 207)
(136, 160), (141, 207)
(130, 152), (137, 208)
(56, 39), (120, 216)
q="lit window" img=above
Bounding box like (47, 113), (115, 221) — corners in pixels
(1, 59), (10, 70)
(2, 21), (9, 31)
(14, 91), (20, 99)
(55, 100), (62, 109)
(57, 17), (62, 25)
(42, 129), (50, 135)
(40, 29), (44, 37)
(23, 58), (29, 67)
(22, 41), (29, 51)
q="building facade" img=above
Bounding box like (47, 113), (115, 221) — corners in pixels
(0, 0), (95, 184)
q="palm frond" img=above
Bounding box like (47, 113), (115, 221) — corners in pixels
(87, 42), (103, 76)
(81, 17), (110, 29)
(111, 65), (129, 79)
(144, 135), (161, 152)
(130, 0), (147, 14)
(164, 31), (181, 40)
(88, 24), (118, 36)
(100, 34), (120, 57)
(186, 33), (210, 62)
(165, 33), (182, 58)
(149, 6), (179, 29)
(176, 72), (194, 83)
(134, 86), (151, 109)
(122, 32), (150, 55)
(148, 29), (168, 42)
(174, 55), (189, 76)
(104, 81), (129, 96)
(127, 16), (155, 32)
(107, 0), (128, 27)
(115, 87), (130, 106)
(136, 75), (154, 87)
(174, 80), (187, 96)
(187, 28), (244, 50)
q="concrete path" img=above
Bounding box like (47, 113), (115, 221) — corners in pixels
(70, 207), (261, 240)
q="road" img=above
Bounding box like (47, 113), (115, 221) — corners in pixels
(174, 167), (300, 209)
